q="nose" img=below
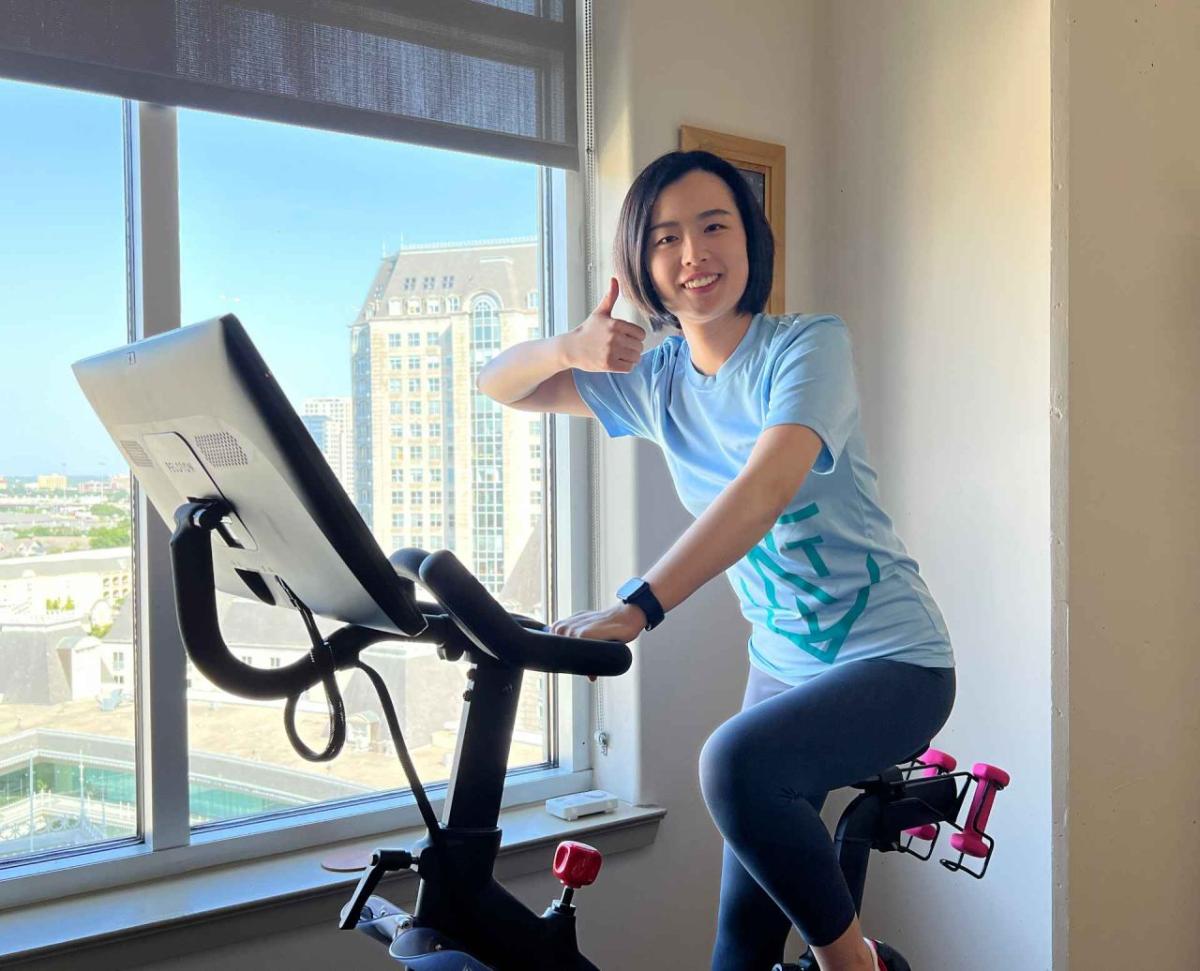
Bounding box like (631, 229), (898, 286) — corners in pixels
(681, 232), (709, 267)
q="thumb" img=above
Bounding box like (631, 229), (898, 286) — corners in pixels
(594, 276), (619, 317)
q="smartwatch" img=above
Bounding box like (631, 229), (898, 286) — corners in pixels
(616, 577), (665, 631)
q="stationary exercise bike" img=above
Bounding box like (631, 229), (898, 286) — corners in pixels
(74, 315), (630, 970)
(74, 314), (1009, 971)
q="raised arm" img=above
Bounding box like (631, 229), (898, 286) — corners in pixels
(475, 277), (646, 416)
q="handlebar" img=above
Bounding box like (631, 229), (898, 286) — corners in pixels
(417, 549), (632, 678)
(169, 499), (632, 700)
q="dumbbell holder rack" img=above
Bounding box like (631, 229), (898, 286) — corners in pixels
(892, 761), (1004, 880)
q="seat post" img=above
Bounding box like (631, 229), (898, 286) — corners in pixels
(832, 790), (885, 914)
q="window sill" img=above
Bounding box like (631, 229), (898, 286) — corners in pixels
(1, 799), (666, 968)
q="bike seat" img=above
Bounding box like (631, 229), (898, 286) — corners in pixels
(848, 744), (932, 790)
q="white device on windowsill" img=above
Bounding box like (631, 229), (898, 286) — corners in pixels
(545, 789), (619, 821)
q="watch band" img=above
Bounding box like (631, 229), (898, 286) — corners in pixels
(616, 577), (665, 631)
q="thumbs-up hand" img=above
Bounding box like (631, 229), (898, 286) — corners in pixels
(562, 277), (647, 373)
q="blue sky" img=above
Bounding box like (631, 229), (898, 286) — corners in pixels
(0, 79), (537, 477)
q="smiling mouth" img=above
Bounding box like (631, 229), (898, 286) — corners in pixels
(682, 273), (721, 291)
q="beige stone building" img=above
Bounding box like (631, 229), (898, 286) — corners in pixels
(349, 238), (547, 615)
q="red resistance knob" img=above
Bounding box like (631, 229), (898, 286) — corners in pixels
(553, 840), (603, 890)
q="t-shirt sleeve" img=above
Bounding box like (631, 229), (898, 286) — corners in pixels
(762, 317), (858, 475)
(571, 346), (663, 442)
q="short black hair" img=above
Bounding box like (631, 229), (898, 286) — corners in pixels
(613, 150), (775, 332)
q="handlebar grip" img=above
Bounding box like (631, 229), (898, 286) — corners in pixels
(388, 547), (428, 585)
(417, 550), (631, 677)
(170, 502), (318, 699)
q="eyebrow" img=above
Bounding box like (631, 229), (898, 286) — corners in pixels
(647, 209), (733, 234)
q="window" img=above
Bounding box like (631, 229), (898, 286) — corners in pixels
(391, 490), (404, 504)
(0, 34), (576, 898)
(0, 81), (137, 868)
(527, 289), (540, 309)
(411, 490), (424, 505)
(408, 356), (421, 369)
(409, 401), (422, 415)
(411, 469), (424, 483)
(409, 423), (423, 438)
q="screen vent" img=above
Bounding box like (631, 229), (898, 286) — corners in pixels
(119, 440), (154, 468)
(194, 432), (249, 468)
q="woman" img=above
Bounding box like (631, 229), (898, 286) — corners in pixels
(476, 150), (955, 971)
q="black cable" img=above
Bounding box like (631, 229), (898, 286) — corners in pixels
(278, 579), (346, 762)
(353, 658), (442, 838)
(274, 578), (441, 838)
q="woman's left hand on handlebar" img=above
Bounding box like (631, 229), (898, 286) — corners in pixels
(550, 602), (645, 643)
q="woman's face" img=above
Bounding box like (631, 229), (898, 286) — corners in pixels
(644, 169), (750, 329)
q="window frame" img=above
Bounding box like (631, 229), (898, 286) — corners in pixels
(0, 99), (594, 911)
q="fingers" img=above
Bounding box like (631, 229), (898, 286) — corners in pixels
(616, 321), (647, 342)
(594, 276), (619, 317)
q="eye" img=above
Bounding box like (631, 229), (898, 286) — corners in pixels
(654, 234), (677, 246)
(705, 223), (726, 232)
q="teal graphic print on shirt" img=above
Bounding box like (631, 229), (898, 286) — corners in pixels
(738, 503), (881, 664)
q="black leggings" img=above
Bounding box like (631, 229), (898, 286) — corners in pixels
(699, 659), (955, 969)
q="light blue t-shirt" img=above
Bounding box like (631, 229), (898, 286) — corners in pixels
(573, 312), (954, 684)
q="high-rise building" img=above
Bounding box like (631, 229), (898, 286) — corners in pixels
(301, 396), (354, 498)
(350, 238), (545, 600)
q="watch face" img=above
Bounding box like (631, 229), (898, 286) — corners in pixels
(617, 578), (645, 601)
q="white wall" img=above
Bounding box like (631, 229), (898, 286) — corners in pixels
(807, 3), (1053, 968)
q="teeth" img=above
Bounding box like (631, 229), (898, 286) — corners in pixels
(683, 274), (719, 289)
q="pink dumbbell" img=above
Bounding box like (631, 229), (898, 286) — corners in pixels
(903, 748), (957, 842)
(949, 763), (1011, 858)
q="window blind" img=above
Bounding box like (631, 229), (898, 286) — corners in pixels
(0, 0), (578, 168)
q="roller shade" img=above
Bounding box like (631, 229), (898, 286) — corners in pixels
(0, 0), (578, 168)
